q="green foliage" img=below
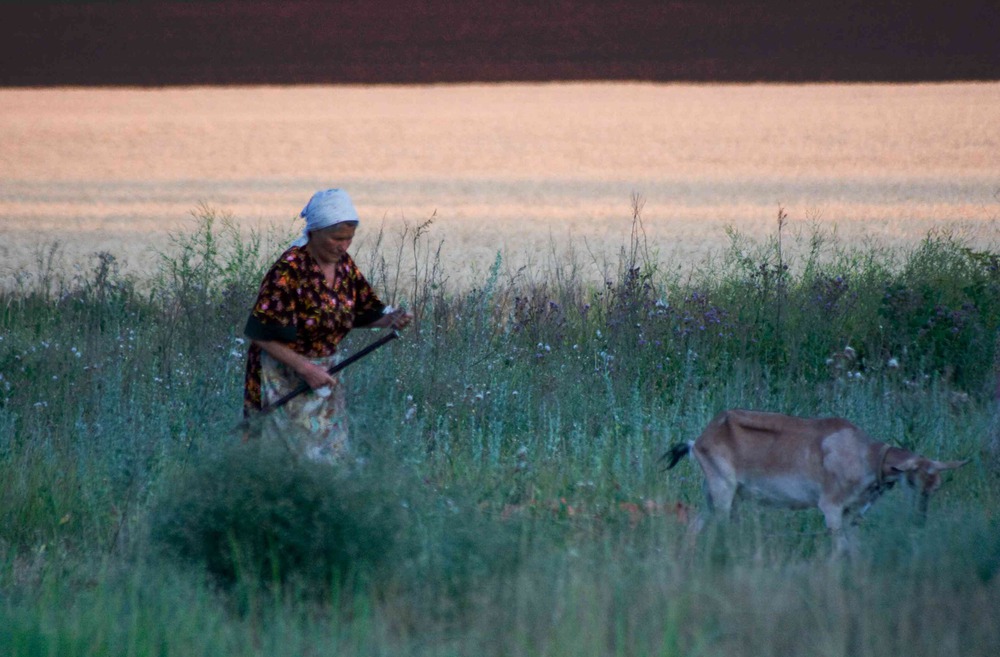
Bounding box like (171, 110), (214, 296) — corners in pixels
(2, 208), (999, 656)
(150, 438), (531, 610)
(150, 440), (402, 590)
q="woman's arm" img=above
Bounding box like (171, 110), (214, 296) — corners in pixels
(362, 308), (414, 330)
(252, 339), (337, 390)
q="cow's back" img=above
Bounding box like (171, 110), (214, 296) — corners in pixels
(693, 409), (865, 477)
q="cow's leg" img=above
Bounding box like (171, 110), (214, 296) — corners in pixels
(682, 451), (738, 528)
(682, 481), (713, 541)
(681, 476), (733, 552)
(701, 463), (738, 520)
(685, 464), (738, 556)
(819, 498), (856, 558)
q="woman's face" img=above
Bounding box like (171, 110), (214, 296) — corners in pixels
(307, 222), (356, 264)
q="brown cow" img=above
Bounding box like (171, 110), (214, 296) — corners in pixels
(662, 409), (969, 556)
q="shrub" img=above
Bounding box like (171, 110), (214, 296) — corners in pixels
(150, 438), (532, 607)
(150, 440), (408, 591)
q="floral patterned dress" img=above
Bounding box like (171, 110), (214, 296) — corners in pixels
(243, 246), (384, 461)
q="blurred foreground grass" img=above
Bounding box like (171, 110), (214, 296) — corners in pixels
(1, 208), (999, 656)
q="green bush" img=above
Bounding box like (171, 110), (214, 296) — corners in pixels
(150, 441), (407, 590)
(149, 438), (532, 609)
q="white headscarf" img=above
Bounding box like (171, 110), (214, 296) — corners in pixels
(291, 189), (360, 247)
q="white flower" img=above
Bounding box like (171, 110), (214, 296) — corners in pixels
(887, 357), (899, 369)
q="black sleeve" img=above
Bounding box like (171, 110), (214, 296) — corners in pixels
(244, 314), (298, 342)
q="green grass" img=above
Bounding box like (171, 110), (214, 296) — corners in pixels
(2, 208), (999, 656)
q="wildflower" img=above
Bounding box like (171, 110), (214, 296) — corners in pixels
(515, 445), (529, 470)
(887, 357), (899, 369)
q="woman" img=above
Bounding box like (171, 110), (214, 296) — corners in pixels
(243, 188), (412, 462)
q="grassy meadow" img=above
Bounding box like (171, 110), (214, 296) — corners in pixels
(2, 208), (1000, 656)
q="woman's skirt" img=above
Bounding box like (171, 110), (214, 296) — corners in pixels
(258, 351), (350, 463)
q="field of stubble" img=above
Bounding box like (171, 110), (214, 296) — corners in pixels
(1, 82), (998, 287)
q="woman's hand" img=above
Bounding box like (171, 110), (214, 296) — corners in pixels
(296, 360), (338, 391)
(388, 309), (414, 330)
(371, 308), (414, 330)
(255, 339), (338, 391)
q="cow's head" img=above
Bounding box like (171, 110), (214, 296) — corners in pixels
(889, 455), (969, 521)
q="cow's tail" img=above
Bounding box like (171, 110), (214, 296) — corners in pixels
(659, 441), (692, 470)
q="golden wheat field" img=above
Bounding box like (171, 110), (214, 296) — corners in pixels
(1, 82), (998, 286)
